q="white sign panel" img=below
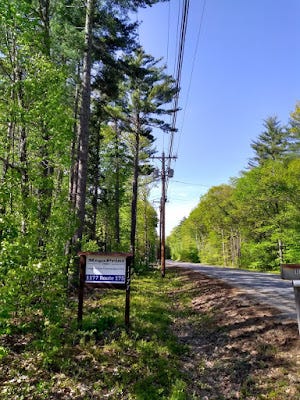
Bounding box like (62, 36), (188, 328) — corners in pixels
(85, 255), (126, 284)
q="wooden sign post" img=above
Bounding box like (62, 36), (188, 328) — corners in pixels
(77, 252), (133, 329)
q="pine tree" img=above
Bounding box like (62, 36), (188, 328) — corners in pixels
(122, 48), (177, 263)
(288, 102), (300, 157)
(248, 116), (291, 168)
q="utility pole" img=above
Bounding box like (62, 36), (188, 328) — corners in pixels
(153, 152), (176, 277)
(161, 152), (166, 277)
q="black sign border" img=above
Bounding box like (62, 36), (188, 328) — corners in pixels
(77, 252), (133, 329)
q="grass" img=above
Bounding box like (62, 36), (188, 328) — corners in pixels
(0, 266), (299, 399)
(0, 267), (191, 399)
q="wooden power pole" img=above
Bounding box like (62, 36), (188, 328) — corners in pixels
(161, 152), (166, 277)
(153, 152), (176, 277)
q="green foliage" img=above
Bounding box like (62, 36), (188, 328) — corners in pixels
(248, 116), (292, 168)
(167, 110), (300, 270)
(0, 0), (164, 343)
(239, 240), (279, 271)
(167, 216), (200, 263)
(0, 269), (191, 398)
(168, 155), (300, 271)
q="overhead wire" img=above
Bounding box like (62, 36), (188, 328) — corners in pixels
(140, 1), (206, 219)
(172, 0), (183, 78)
(162, 0), (173, 153)
(154, 0), (178, 158)
(166, 0), (191, 192)
(168, 0), (190, 160)
(172, 180), (209, 187)
(166, 0), (207, 202)
(175, 0), (207, 159)
(166, 0), (171, 69)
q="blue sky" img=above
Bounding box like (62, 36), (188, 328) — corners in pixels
(136, 0), (300, 235)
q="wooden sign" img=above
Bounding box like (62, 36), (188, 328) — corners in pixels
(85, 254), (127, 286)
(77, 252), (132, 329)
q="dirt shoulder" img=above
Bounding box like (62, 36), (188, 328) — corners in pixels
(169, 266), (300, 399)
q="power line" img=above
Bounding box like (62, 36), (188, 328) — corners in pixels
(166, 0), (208, 198)
(171, 180), (209, 187)
(166, 0), (171, 69)
(168, 0), (190, 169)
(154, 0), (190, 275)
(176, 0), (207, 158)
(172, 0), (183, 79)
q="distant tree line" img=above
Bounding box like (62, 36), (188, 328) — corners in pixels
(167, 114), (300, 270)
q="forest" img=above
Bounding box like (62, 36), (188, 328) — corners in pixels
(1, 2), (300, 398)
(167, 114), (300, 270)
(0, 0), (176, 335)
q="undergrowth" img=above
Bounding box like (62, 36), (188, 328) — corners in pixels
(0, 267), (299, 399)
(0, 267), (190, 399)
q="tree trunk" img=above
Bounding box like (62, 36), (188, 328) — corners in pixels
(19, 123), (29, 235)
(69, 63), (81, 207)
(73, 0), (94, 245)
(16, 67), (29, 235)
(36, 0), (54, 249)
(278, 238), (284, 264)
(143, 190), (149, 263)
(114, 122), (121, 247)
(2, 121), (14, 183)
(130, 121), (140, 262)
(38, 0), (51, 56)
(90, 129), (101, 241)
(221, 229), (227, 266)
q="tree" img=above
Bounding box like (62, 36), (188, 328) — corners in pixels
(69, 0), (165, 251)
(71, 0), (94, 249)
(0, 0), (172, 346)
(196, 185), (239, 266)
(248, 116), (291, 168)
(84, 8), (138, 249)
(121, 48), (177, 264)
(0, 0), (73, 249)
(233, 160), (294, 268)
(167, 217), (200, 263)
(0, 0), (75, 327)
(167, 184), (240, 266)
(288, 102), (300, 157)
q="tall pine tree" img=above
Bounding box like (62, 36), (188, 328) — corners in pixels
(248, 116), (291, 168)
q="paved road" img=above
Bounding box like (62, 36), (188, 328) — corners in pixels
(167, 260), (297, 320)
